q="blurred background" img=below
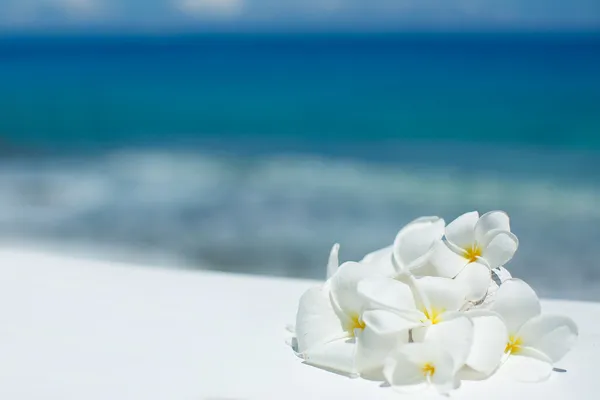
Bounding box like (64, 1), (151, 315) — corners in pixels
(0, 1), (599, 300)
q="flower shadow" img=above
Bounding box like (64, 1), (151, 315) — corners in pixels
(288, 337), (299, 353)
(360, 369), (386, 383)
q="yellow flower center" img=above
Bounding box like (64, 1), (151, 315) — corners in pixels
(422, 308), (444, 325)
(422, 362), (436, 377)
(346, 313), (366, 336)
(463, 244), (482, 263)
(505, 335), (523, 354)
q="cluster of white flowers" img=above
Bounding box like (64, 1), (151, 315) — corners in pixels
(291, 211), (578, 394)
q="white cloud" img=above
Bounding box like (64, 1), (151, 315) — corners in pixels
(55, 0), (102, 18)
(174, 0), (244, 17)
(59, 0), (98, 11)
(0, 0), (598, 29)
(1, 0), (103, 24)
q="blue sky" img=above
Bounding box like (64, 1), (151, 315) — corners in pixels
(0, 0), (599, 32)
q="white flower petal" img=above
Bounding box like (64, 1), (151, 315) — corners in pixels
(455, 262), (491, 303)
(383, 357), (428, 393)
(457, 366), (489, 381)
(414, 276), (467, 314)
(362, 309), (415, 336)
(408, 261), (437, 278)
(465, 310), (508, 376)
(384, 342), (455, 394)
(430, 367), (459, 394)
(480, 230), (519, 269)
(409, 312), (465, 343)
(502, 347), (553, 382)
(355, 329), (390, 375)
(445, 211), (479, 248)
(424, 315), (474, 373)
(361, 245), (392, 264)
(393, 216), (445, 272)
(427, 240), (469, 278)
(326, 243), (340, 279)
(303, 338), (358, 375)
(357, 277), (418, 314)
(518, 314), (578, 363)
(474, 210), (511, 243)
(295, 286), (346, 354)
(330, 261), (378, 314)
(356, 310), (411, 373)
(360, 246), (397, 276)
(490, 278), (541, 334)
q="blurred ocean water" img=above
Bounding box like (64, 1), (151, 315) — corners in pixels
(0, 33), (599, 300)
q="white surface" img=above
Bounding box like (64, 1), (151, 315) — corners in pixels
(0, 247), (597, 399)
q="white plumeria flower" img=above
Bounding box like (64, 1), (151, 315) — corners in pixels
(361, 216), (446, 276)
(295, 262), (412, 376)
(432, 210), (519, 271)
(361, 215), (489, 305)
(376, 278), (487, 394)
(387, 308), (507, 393)
(427, 211), (519, 302)
(490, 279), (578, 382)
(359, 276), (507, 377)
(383, 341), (458, 394)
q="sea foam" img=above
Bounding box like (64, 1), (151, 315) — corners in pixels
(0, 149), (599, 301)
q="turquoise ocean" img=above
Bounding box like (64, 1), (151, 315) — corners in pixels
(0, 33), (599, 300)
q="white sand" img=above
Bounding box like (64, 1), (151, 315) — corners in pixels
(0, 247), (596, 399)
